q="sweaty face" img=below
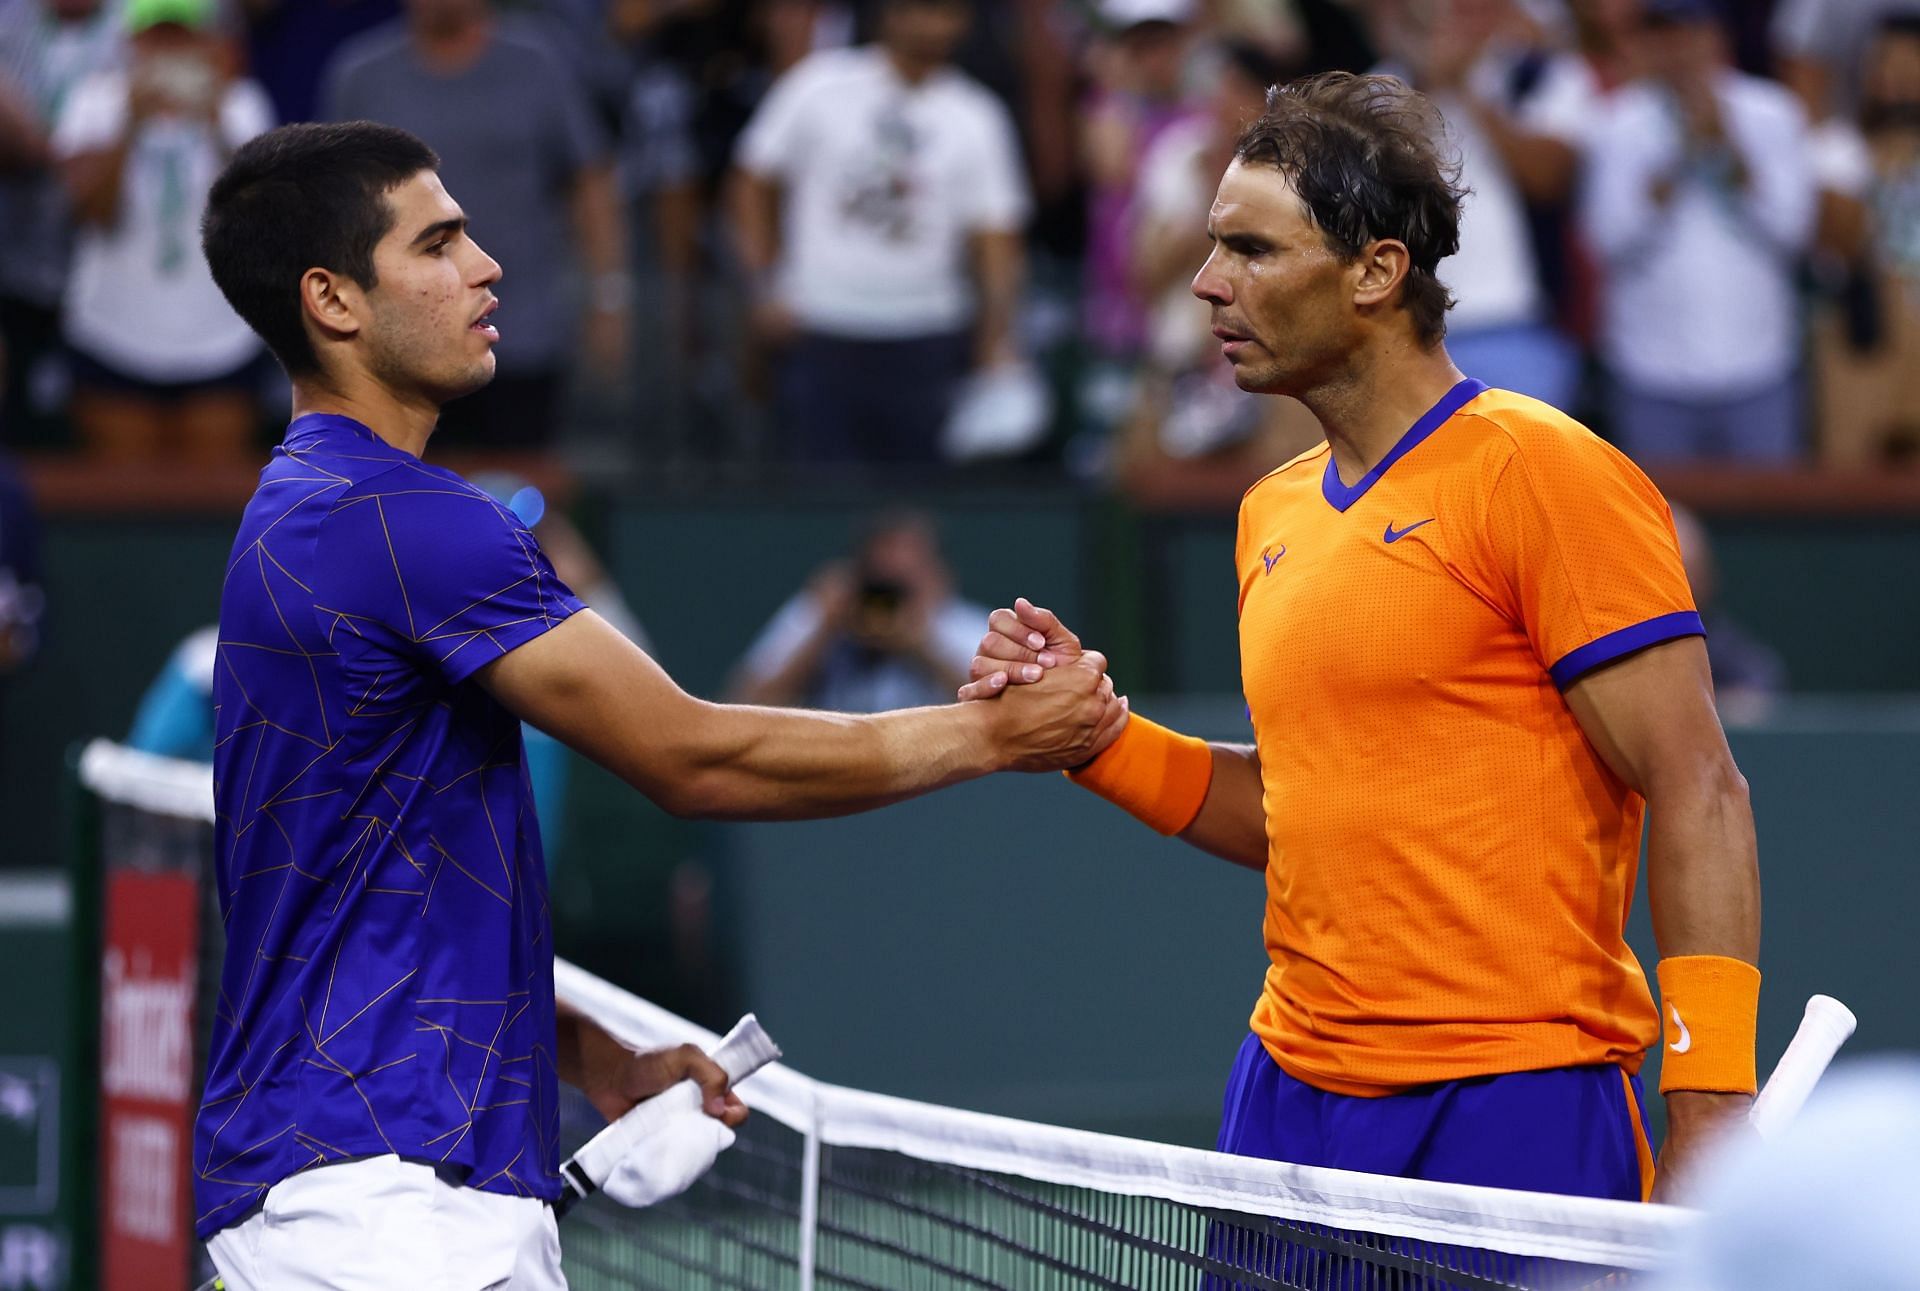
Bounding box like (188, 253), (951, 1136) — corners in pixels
(1191, 160), (1358, 396)
(359, 171), (503, 408)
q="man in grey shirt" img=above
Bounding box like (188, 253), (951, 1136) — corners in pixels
(322, 0), (629, 447)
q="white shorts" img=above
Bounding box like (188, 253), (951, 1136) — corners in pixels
(206, 1154), (566, 1291)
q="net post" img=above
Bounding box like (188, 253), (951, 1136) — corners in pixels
(797, 1112), (821, 1291)
(61, 741), (104, 1291)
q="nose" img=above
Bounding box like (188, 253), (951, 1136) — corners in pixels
(469, 237), (503, 288)
(1191, 246), (1230, 305)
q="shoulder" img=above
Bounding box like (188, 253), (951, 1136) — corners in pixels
(789, 47), (877, 93)
(1239, 440), (1331, 517)
(1456, 387), (1663, 505)
(935, 70), (1018, 139)
(490, 22), (569, 74)
(326, 20), (410, 84)
(1725, 71), (1806, 127)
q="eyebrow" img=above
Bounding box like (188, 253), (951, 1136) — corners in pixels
(408, 217), (466, 248)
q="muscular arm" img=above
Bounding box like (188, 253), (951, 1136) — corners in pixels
(479, 610), (1117, 821)
(1563, 635), (1760, 1198)
(1564, 636), (1759, 966)
(1176, 743), (1266, 869)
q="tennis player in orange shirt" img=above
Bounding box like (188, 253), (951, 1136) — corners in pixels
(964, 73), (1761, 1204)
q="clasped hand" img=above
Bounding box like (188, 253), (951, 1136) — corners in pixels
(958, 597), (1130, 771)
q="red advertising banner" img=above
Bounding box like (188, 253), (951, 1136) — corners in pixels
(99, 870), (199, 1291)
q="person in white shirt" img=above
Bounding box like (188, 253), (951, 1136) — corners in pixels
(55, 0), (272, 463)
(726, 510), (990, 714)
(1583, 0), (1816, 464)
(726, 0), (1031, 466)
(1372, 0), (1596, 411)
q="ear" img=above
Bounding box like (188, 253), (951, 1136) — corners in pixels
(300, 266), (364, 347)
(1351, 239), (1412, 313)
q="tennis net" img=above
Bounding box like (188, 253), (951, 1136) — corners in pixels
(77, 739), (1688, 1291)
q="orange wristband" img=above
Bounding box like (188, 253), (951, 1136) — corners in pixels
(1656, 955), (1761, 1094)
(1064, 713), (1214, 836)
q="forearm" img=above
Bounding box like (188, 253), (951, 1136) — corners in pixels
(1462, 96), (1576, 202)
(663, 699), (998, 820)
(0, 80), (47, 171)
(1646, 761), (1761, 963)
(555, 998), (625, 1091)
(970, 229), (1023, 368)
(1176, 743), (1267, 870)
(64, 141), (133, 226)
(726, 169), (781, 280)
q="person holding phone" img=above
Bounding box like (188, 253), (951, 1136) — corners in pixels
(726, 509), (990, 713)
(54, 0), (274, 463)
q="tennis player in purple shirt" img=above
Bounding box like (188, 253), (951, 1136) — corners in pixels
(195, 121), (1124, 1289)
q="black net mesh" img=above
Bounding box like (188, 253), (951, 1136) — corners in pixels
(557, 1089), (1645, 1291)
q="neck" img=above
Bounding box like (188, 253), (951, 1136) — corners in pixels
(882, 44), (938, 83)
(291, 372), (439, 458)
(413, 15), (490, 71)
(1296, 334), (1464, 487)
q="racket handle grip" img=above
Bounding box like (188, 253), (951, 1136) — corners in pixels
(1750, 994), (1856, 1139)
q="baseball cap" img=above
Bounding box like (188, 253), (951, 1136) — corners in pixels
(1099, 0), (1195, 31)
(125, 0), (216, 32)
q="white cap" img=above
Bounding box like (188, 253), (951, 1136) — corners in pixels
(1100, 0), (1194, 29)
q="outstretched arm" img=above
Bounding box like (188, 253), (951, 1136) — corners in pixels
(478, 610), (1124, 822)
(961, 598), (1268, 869)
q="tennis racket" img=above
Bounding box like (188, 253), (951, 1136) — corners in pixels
(1750, 994), (1856, 1139)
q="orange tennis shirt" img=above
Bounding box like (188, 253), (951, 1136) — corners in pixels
(1235, 379), (1701, 1096)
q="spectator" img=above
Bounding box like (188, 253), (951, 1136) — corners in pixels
(726, 510), (988, 712)
(1774, 0), (1920, 120)
(323, 0), (627, 447)
(1670, 504), (1785, 722)
(726, 0), (1031, 467)
(0, 438), (43, 784)
(1583, 0), (1816, 465)
(1810, 12), (1920, 464)
(0, 0), (122, 447)
(1117, 39), (1323, 483)
(1372, 0), (1594, 410)
(1080, 0), (1200, 374)
(54, 0), (273, 464)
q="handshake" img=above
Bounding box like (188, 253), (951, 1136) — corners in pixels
(955, 597), (1128, 773)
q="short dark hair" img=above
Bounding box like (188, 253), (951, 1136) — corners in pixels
(1233, 73), (1464, 345)
(202, 122), (440, 376)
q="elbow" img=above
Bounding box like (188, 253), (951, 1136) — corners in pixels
(1646, 750), (1750, 818)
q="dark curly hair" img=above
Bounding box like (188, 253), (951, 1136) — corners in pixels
(1233, 73), (1465, 345)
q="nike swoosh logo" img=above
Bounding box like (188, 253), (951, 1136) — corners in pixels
(1261, 545), (1286, 573)
(1383, 518), (1436, 544)
(1669, 1004), (1692, 1054)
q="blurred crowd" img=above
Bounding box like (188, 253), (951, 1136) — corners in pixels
(0, 0), (1918, 480)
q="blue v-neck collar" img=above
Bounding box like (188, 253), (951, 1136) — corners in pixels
(1320, 377), (1488, 512)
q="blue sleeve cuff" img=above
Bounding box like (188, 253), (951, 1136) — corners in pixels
(1549, 610), (1706, 690)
